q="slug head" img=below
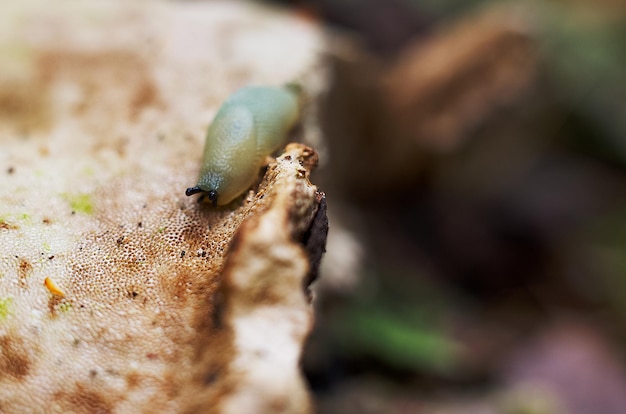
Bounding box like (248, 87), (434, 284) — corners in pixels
(185, 186), (219, 207)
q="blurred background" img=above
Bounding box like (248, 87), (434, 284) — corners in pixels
(270, 0), (626, 413)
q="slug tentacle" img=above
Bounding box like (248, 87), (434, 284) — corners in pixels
(207, 190), (218, 207)
(186, 85), (301, 206)
(185, 186), (203, 196)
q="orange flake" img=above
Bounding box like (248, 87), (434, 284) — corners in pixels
(44, 277), (65, 297)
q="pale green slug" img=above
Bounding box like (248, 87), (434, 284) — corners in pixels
(186, 85), (301, 206)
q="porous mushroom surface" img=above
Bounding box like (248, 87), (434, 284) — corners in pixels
(0, 1), (326, 413)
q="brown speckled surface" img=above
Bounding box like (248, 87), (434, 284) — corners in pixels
(0, 1), (325, 413)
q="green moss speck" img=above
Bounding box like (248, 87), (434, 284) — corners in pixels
(0, 215), (13, 226)
(0, 213), (29, 227)
(63, 193), (94, 215)
(59, 302), (72, 313)
(0, 296), (14, 320)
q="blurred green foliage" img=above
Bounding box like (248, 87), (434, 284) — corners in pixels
(335, 305), (458, 374)
(328, 264), (462, 376)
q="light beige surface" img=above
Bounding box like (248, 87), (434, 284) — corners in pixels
(0, 1), (325, 413)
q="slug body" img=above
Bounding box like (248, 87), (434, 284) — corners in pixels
(186, 85), (301, 206)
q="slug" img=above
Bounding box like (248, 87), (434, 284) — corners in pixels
(186, 84), (301, 206)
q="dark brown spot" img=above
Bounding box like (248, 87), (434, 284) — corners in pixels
(126, 371), (141, 390)
(47, 295), (64, 317)
(0, 336), (31, 380)
(202, 367), (220, 385)
(53, 384), (114, 414)
(42, 217), (52, 224)
(0, 221), (19, 230)
(7, 166), (14, 174)
(18, 258), (32, 288)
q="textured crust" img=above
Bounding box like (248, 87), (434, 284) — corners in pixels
(0, 1), (325, 413)
(0, 143), (324, 414)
